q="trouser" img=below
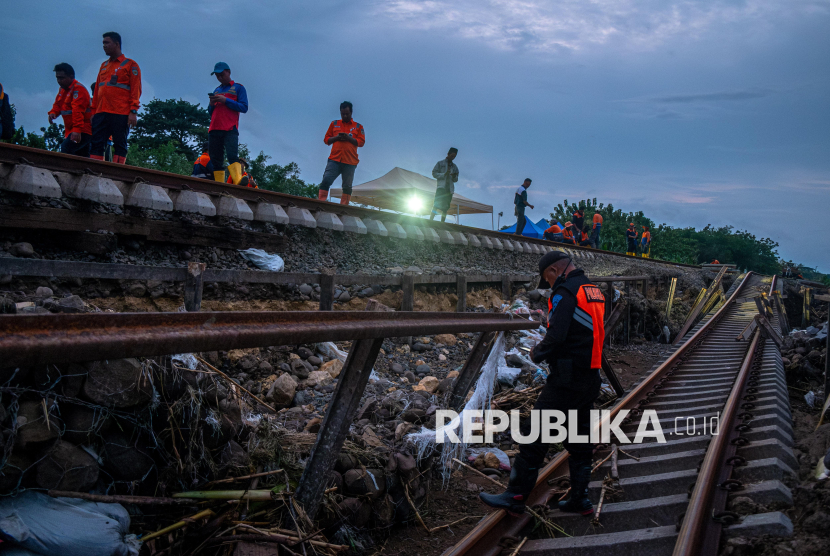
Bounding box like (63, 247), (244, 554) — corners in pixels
(208, 128), (239, 171)
(59, 133), (91, 157)
(641, 244), (650, 258)
(518, 369), (601, 469)
(90, 113), (129, 157)
(515, 212), (526, 236)
(627, 238), (637, 255)
(544, 232), (564, 242)
(590, 227), (601, 249)
(319, 159), (357, 195)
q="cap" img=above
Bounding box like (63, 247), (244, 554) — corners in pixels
(537, 251), (570, 289)
(211, 62), (230, 75)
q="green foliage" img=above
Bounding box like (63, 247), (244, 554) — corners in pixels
(127, 140), (193, 175)
(131, 98), (210, 161)
(7, 104), (64, 150)
(239, 145), (317, 198)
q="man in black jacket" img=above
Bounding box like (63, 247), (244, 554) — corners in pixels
(480, 251), (605, 516)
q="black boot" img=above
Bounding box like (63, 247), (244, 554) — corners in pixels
(479, 457), (539, 516)
(557, 458), (593, 515)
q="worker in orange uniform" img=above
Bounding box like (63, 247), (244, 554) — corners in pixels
(225, 158), (257, 188)
(625, 222), (638, 256)
(578, 225), (592, 247)
(640, 225), (651, 258)
(711, 259), (720, 264)
(562, 222), (576, 245)
(192, 143), (213, 178)
(318, 101), (365, 205)
(90, 32), (141, 164)
(48, 63), (92, 157)
(543, 223), (564, 242)
(572, 208), (585, 231)
(590, 212), (603, 249)
(480, 251), (605, 516)
(208, 62), (249, 185)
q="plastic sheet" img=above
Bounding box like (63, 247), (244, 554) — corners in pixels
(238, 248), (285, 272)
(316, 342), (348, 363)
(467, 446), (511, 471)
(0, 491), (139, 556)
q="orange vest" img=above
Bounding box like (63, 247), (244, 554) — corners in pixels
(547, 282), (605, 369)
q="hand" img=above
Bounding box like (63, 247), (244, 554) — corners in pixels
(214, 95), (227, 104)
(48, 113), (56, 124)
(69, 132), (81, 143)
(128, 113), (137, 127)
(529, 204), (535, 209)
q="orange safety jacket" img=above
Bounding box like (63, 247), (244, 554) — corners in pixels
(562, 227), (575, 243)
(547, 280), (605, 369)
(92, 55), (142, 115)
(49, 79), (92, 136)
(593, 213), (603, 229)
(226, 172), (258, 188)
(324, 119), (365, 166)
(545, 224), (562, 234)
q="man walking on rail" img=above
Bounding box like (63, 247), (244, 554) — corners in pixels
(514, 179), (534, 236)
(625, 222), (638, 256)
(480, 251), (605, 516)
(48, 63), (92, 157)
(430, 147), (459, 221)
(208, 62), (249, 185)
(317, 101), (365, 205)
(90, 32), (141, 164)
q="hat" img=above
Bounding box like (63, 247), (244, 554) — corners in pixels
(564, 222), (572, 227)
(629, 222), (635, 226)
(211, 62), (230, 75)
(537, 251), (570, 289)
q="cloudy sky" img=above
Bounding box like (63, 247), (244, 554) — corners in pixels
(3, 1), (829, 269)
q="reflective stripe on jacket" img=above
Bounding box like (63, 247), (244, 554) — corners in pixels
(49, 79), (92, 135)
(92, 55), (142, 115)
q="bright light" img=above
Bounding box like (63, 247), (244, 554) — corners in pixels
(408, 195), (423, 214)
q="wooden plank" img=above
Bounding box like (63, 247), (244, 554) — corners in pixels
(456, 275), (467, 313)
(184, 262), (206, 311)
(401, 274), (415, 312)
(813, 293), (830, 302)
(672, 265), (728, 345)
(601, 353), (625, 397)
(501, 276), (511, 300)
(319, 274), (335, 311)
(802, 288), (812, 328)
(0, 258), (187, 281)
(665, 277), (677, 322)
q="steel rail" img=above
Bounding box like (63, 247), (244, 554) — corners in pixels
(673, 319), (762, 555)
(0, 143), (702, 269)
(0, 311), (536, 368)
(442, 272), (755, 556)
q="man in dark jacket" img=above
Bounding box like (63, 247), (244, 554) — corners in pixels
(480, 251), (605, 516)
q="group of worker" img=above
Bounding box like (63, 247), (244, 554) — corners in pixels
(626, 222), (652, 258)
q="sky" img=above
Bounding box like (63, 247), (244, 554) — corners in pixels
(2, 0), (829, 270)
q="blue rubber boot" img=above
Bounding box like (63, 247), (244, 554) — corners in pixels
(479, 457), (538, 516)
(558, 458), (593, 515)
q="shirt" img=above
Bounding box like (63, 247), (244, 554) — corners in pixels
(592, 213), (603, 230)
(432, 158), (459, 195)
(208, 81), (248, 132)
(514, 186), (528, 214)
(324, 119), (365, 165)
(49, 79), (92, 136)
(92, 55), (142, 115)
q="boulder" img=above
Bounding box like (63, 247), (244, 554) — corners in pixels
(15, 400), (61, 450)
(36, 441), (99, 491)
(344, 468), (385, 499)
(306, 370), (333, 388)
(35, 286), (53, 298)
(320, 359), (343, 378)
(413, 376), (440, 394)
(61, 404), (108, 444)
(83, 358), (153, 409)
(101, 432), (156, 481)
(267, 374), (298, 409)
(9, 243), (35, 258)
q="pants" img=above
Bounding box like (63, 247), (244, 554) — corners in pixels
(432, 186), (452, 214)
(59, 133), (91, 157)
(641, 243), (650, 257)
(90, 113), (129, 157)
(627, 238), (638, 254)
(590, 227), (601, 249)
(518, 369), (601, 469)
(515, 212), (526, 236)
(208, 128), (239, 171)
(544, 232), (564, 242)
(319, 159), (357, 194)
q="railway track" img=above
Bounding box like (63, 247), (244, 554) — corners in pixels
(0, 142), (701, 269)
(445, 272), (795, 556)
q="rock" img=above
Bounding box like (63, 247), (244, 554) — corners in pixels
(293, 390), (312, 407)
(529, 290), (542, 302)
(267, 373), (298, 409)
(0, 452), (34, 494)
(437, 377), (455, 394)
(297, 347), (313, 360)
(320, 359), (343, 378)
(438, 354), (447, 362)
(62, 404), (107, 444)
(220, 440), (248, 469)
(290, 358), (311, 379)
(415, 364), (431, 375)
(307, 355), (322, 366)
(101, 432), (155, 481)
(344, 468), (384, 499)
(338, 291), (351, 302)
(306, 370), (333, 388)
(401, 408), (426, 423)
(36, 441), (99, 491)
(58, 295), (86, 313)
(127, 283), (147, 297)
(83, 358), (153, 409)
(336, 453), (361, 473)
(304, 417), (322, 433)
(258, 360), (273, 373)
(404, 371), (417, 383)
(506, 353), (525, 367)
(35, 286), (53, 298)
(803, 511), (830, 534)
(359, 287), (374, 298)
(411, 342), (430, 353)
(15, 400), (61, 450)
(413, 376), (440, 394)
(434, 334), (457, 346)
(390, 363), (404, 374)
(337, 497), (372, 527)
(404, 266), (423, 275)
(356, 398), (378, 420)
(395, 422), (414, 441)
(484, 452), (501, 469)
(0, 296), (15, 314)
(299, 284), (313, 295)
(9, 242), (34, 258)
(447, 370), (459, 378)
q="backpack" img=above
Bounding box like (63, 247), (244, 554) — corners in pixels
(0, 89), (14, 140)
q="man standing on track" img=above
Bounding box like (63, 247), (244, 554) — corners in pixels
(430, 147), (459, 221)
(48, 63), (92, 157)
(480, 251), (605, 516)
(514, 179), (534, 236)
(625, 222), (638, 256)
(317, 101), (365, 205)
(640, 225), (651, 258)
(90, 32), (141, 164)
(208, 62), (249, 185)
(590, 212), (603, 249)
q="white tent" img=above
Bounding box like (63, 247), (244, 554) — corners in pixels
(330, 167), (493, 217)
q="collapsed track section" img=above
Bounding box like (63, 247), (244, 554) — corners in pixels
(445, 272), (795, 556)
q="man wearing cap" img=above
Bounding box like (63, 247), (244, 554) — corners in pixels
(625, 222), (638, 256)
(208, 62), (249, 185)
(430, 147), (459, 221)
(640, 225), (651, 258)
(317, 101), (365, 205)
(480, 251), (605, 516)
(514, 179), (534, 236)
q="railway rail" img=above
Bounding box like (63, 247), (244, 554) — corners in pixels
(444, 272), (795, 556)
(0, 142), (701, 268)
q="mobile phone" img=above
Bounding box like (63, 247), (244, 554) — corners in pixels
(208, 92), (215, 96)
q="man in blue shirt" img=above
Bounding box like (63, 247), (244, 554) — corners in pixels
(208, 62), (249, 185)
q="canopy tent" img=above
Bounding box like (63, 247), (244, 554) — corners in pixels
(536, 217), (553, 230)
(330, 167), (493, 217)
(500, 219), (547, 238)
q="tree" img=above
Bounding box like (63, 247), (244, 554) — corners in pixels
(7, 104), (64, 150)
(127, 140), (193, 175)
(130, 98), (210, 160)
(239, 145), (317, 198)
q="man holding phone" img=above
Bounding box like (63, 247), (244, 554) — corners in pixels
(317, 101), (365, 205)
(208, 62), (249, 185)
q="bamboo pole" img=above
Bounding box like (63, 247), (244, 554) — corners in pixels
(141, 509), (214, 542)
